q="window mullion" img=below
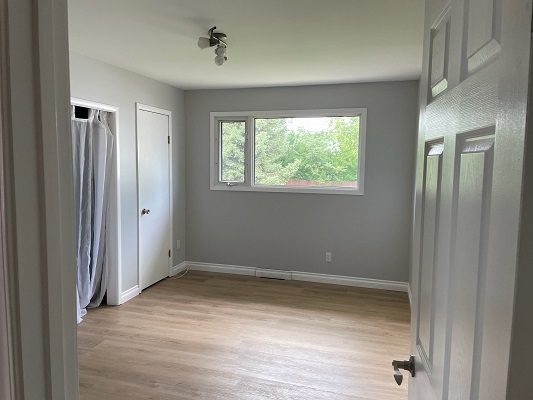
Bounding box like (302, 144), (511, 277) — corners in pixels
(245, 116), (254, 187)
(216, 120), (222, 183)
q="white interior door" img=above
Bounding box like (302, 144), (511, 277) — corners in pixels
(408, 0), (531, 399)
(137, 105), (171, 291)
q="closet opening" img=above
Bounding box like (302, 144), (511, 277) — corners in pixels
(71, 98), (121, 322)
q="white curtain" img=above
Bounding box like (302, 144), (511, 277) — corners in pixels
(71, 108), (114, 323)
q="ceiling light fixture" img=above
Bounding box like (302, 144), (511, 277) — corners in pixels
(198, 26), (228, 66)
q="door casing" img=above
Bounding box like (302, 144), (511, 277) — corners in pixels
(1, 0), (79, 398)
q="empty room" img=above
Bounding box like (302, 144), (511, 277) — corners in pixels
(2, 0), (533, 400)
(67, 0), (419, 398)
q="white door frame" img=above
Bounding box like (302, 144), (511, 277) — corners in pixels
(1, 0), (79, 399)
(135, 103), (173, 290)
(71, 97), (122, 305)
(0, 6), (23, 393)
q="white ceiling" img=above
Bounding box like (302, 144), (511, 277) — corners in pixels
(68, 0), (424, 90)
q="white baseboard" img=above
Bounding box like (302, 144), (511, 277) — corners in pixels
(119, 285), (140, 304)
(170, 261), (188, 276)
(187, 262), (256, 276)
(291, 271), (408, 292)
(182, 261), (408, 292)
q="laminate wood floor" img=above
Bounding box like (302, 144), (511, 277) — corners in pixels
(78, 271), (410, 400)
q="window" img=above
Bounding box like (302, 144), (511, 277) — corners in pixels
(211, 109), (366, 195)
(219, 120), (246, 183)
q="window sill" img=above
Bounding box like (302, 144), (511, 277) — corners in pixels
(210, 184), (364, 195)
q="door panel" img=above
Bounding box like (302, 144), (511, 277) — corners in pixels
(429, 11), (451, 98)
(409, 0), (531, 398)
(137, 107), (171, 291)
(464, 0), (501, 75)
(448, 133), (494, 400)
(417, 141), (444, 373)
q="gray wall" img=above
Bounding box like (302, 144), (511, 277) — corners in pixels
(185, 82), (418, 282)
(69, 53), (186, 292)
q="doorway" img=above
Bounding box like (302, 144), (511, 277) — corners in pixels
(136, 104), (173, 291)
(71, 98), (122, 307)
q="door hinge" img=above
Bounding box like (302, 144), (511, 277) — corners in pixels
(168, 136), (170, 144)
(169, 249), (171, 258)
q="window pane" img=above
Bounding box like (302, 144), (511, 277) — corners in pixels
(220, 121), (246, 182)
(254, 116), (359, 188)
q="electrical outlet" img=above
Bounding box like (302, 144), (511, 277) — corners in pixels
(325, 251), (332, 263)
(176, 239), (181, 250)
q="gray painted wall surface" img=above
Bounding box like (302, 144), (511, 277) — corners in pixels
(185, 82), (418, 282)
(69, 53), (186, 291)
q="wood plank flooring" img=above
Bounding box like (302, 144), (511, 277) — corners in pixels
(78, 271), (410, 400)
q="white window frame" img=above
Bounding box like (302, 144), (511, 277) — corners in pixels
(210, 108), (367, 195)
(214, 117), (250, 187)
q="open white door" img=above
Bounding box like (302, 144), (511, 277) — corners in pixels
(137, 104), (172, 291)
(407, 0), (532, 399)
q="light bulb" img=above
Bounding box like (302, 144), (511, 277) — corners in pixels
(197, 37), (211, 49)
(215, 45), (226, 56)
(214, 55), (226, 66)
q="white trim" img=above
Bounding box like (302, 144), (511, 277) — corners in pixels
(212, 108), (367, 118)
(0, 0), (21, 392)
(188, 262), (257, 276)
(70, 98), (118, 113)
(0, 252), (15, 400)
(0, 1), (68, 397)
(26, 0), (78, 397)
(291, 271), (408, 292)
(209, 184), (363, 196)
(170, 261), (188, 276)
(137, 103), (172, 116)
(71, 98), (122, 306)
(136, 104), (173, 291)
(210, 108), (367, 196)
(408, 282), (413, 309)
(183, 261), (408, 292)
(119, 285), (140, 304)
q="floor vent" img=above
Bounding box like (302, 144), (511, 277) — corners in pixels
(255, 269), (292, 280)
